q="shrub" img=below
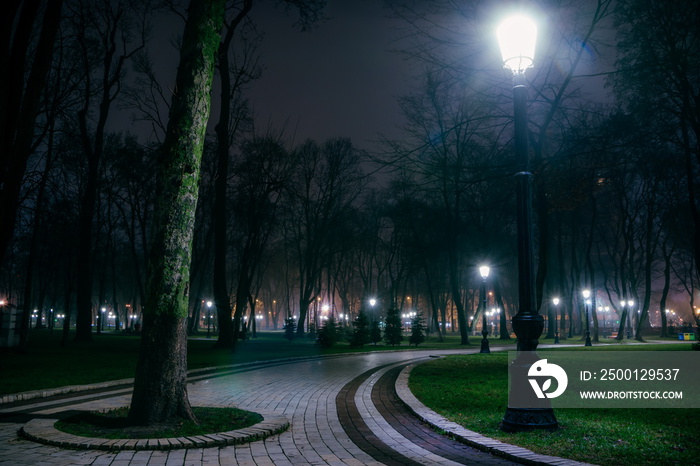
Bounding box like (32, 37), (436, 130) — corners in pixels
(316, 317), (339, 348)
(370, 320), (382, 345)
(384, 307), (403, 346)
(409, 312), (426, 346)
(283, 317), (295, 341)
(349, 310), (371, 348)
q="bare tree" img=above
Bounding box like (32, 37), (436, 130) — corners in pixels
(0, 0), (64, 267)
(211, 0), (258, 348)
(612, 0), (700, 280)
(66, 0), (150, 341)
(284, 138), (366, 337)
(229, 135), (293, 347)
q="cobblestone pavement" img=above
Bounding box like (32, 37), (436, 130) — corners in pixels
(0, 347), (590, 466)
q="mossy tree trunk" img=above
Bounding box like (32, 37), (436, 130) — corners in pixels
(128, 0), (225, 426)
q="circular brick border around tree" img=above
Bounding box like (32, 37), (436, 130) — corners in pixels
(18, 410), (289, 451)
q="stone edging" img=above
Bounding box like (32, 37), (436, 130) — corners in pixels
(18, 410), (289, 451)
(395, 363), (596, 466)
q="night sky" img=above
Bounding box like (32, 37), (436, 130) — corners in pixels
(247, 1), (411, 150)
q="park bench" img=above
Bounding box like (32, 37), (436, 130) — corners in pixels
(609, 332), (618, 339)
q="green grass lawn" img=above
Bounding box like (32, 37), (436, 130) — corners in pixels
(408, 346), (699, 466)
(0, 328), (499, 395)
(55, 406), (262, 439)
(0, 329), (684, 396)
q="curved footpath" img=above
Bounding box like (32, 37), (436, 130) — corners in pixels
(0, 346), (596, 466)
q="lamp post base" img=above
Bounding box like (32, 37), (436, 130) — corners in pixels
(585, 331), (592, 346)
(501, 407), (559, 432)
(554, 332), (560, 344)
(480, 338), (490, 353)
(480, 330), (491, 353)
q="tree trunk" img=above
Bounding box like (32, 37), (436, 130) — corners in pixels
(74, 155), (99, 341)
(211, 0), (252, 349)
(18, 122), (56, 352)
(129, 0), (225, 426)
(658, 239), (673, 337)
(448, 257), (469, 345)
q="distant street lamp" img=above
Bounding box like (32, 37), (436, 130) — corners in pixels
(479, 265), (491, 354)
(627, 299), (634, 339)
(402, 311), (416, 333)
(619, 300), (627, 339)
(491, 308), (501, 336)
(552, 297), (560, 343)
(497, 14), (557, 432)
(582, 289), (592, 346)
(0, 300), (4, 334)
(600, 306), (610, 337)
(206, 300), (213, 338)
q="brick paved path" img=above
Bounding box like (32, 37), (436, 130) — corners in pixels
(0, 348), (546, 465)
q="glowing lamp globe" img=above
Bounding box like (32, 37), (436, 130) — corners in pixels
(497, 15), (537, 73)
(479, 265), (490, 279)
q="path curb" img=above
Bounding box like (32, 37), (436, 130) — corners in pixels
(395, 362), (596, 466)
(18, 410), (289, 451)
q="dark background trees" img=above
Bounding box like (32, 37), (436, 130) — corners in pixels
(0, 0), (698, 382)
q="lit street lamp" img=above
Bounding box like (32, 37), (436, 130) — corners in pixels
(627, 299), (634, 339)
(497, 15), (540, 349)
(582, 289), (592, 346)
(497, 14), (557, 432)
(600, 306), (610, 337)
(490, 308), (501, 336)
(552, 297), (560, 343)
(206, 300), (213, 338)
(479, 265), (491, 354)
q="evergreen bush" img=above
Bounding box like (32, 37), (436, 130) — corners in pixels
(349, 310), (371, 348)
(383, 307), (403, 346)
(316, 317), (339, 348)
(283, 317), (295, 341)
(409, 312), (425, 346)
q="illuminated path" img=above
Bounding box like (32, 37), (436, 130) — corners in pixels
(0, 347), (592, 465)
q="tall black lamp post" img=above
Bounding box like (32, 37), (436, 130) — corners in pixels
(582, 289), (592, 346)
(479, 265), (490, 354)
(497, 15), (558, 432)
